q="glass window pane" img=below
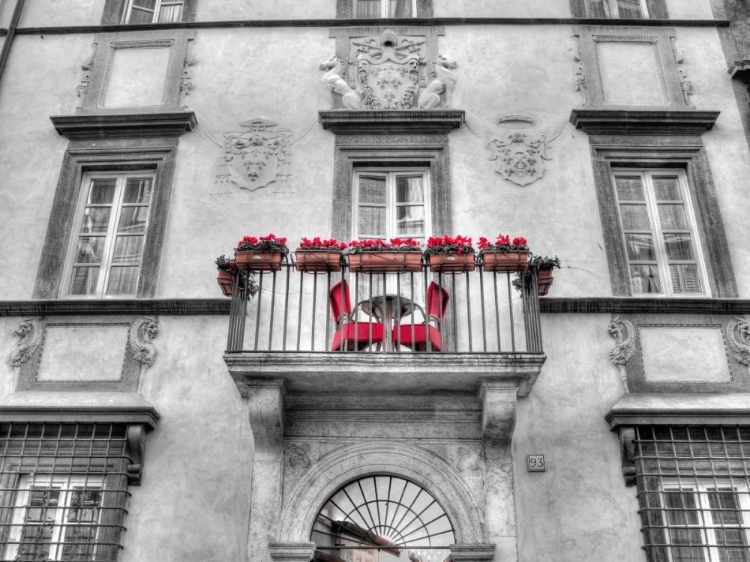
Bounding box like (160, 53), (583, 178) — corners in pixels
(665, 491), (700, 526)
(669, 264), (702, 293)
(68, 267), (100, 295)
(620, 204), (651, 230)
(708, 490), (742, 525)
(616, 0), (645, 18)
(106, 267), (139, 295)
(128, 7), (155, 23)
(117, 207), (149, 234)
(664, 233), (695, 261)
(396, 206), (425, 236)
(359, 176), (386, 204)
(80, 208), (111, 234)
(112, 236), (144, 264)
(358, 207), (386, 237)
(659, 205), (689, 230)
(388, 0), (413, 17)
(653, 177), (682, 201)
(87, 179), (117, 204)
(630, 264), (662, 294)
(123, 178), (153, 204)
(157, 3), (183, 22)
(355, 0), (382, 17)
(615, 176), (645, 201)
(74, 237), (105, 264)
(396, 176), (425, 203)
(132, 0), (157, 8)
(625, 234), (656, 261)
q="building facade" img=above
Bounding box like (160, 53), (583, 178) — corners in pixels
(0, 0), (749, 561)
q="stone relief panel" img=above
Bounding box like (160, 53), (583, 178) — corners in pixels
(8, 317), (158, 392)
(726, 317), (750, 367)
(607, 315), (636, 393)
(211, 117), (294, 197)
(76, 43), (98, 110)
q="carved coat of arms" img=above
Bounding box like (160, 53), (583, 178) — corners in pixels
(213, 117), (292, 193)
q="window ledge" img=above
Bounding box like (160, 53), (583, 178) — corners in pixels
(50, 110), (197, 140)
(319, 109), (465, 135)
(606, 392), (750, 428)
(569, 108), (720, 135)
(730, 60), (750, 84)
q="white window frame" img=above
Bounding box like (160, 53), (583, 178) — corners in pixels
(123, 0), (184, 23)
(606, 0), (649, 18)
(353, 0), (418, 18)
(612, 168), (709, 297)
(61, 171), (155, 299)
(352, 168), (431, 243)
(660, 479), (750, 562)
(4, 475), (104, 562)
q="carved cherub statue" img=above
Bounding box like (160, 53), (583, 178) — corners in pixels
(418, 55), (458, 109)
(319, 55), (362, 110)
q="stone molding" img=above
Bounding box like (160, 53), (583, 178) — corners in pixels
(319, 109), (464, 134)
(50, 111), (197, 140)
(729, 60), (750, 83)
(540, 298), (750, 314)
(449, 544), (497, 562)
(277, 441), (488, 545)
(569, 108), (720, 135)
(7, 319), (42, 369)
(0, 299), (230, 317)
(268, 543), (316, 562)
(479, 381), (519, 445)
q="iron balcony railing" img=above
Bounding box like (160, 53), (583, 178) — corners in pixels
(226, 260), (543, 354)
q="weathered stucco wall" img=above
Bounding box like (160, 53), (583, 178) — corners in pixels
(18, 0), (104, 27)
(666, 0), (715, 19)
(196, 0), (334, 21)
(433, 0), (571, 18)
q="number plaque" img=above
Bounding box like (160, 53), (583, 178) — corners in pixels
(527, 454), (546, 472)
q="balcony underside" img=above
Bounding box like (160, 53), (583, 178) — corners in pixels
(225, 351), (546, 396)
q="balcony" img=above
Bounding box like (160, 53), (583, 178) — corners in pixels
(224, 261), (546, 397)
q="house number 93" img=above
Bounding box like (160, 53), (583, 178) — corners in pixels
(527, 455), (546, 472)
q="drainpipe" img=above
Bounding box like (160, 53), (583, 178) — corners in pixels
(0, 0), (26, 84)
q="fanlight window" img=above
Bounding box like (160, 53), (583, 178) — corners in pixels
(312, 476), (455, 562)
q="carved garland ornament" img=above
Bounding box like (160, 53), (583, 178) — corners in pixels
(726, 316), (750, 367)
(7, 319), (42, 368)
(608, 316), (636, 392)
(76, 43), (98, 109)
(129, 317), (159, 368)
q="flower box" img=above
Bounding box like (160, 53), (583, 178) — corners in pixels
(217, 269), (234, 297)
(348, 251), (422, 273)
(537, 268), (555, 296)
(295, 250), (342, 272)
(235, 250), (283, 271)
(428, 252), (476, 273)
(481, 250), (529, 272)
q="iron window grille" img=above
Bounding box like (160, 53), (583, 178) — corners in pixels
(312, 475), (455, 562)
(0, 423), (131, 562)
(634, 426), (750, 562)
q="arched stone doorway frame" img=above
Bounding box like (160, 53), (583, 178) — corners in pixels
(277, 441), (488, 546)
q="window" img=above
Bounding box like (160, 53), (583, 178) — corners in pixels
(604, 0), (648, 18)
(353, 0), (417, 18)
(62, 172), (155, 298)
(633, 426), (750, 562)
(353, 169), (430, 244)
(612, 169), (708, 296)
(0, 423), (131, 562)
(123, 0), (183, 23)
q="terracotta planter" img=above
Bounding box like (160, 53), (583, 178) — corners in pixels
(428, 252), (476, 273)
(295, 250), (342, 272)
(537, 268), (555, 296)
(481, 250), (529, 272)
(217, 269), (234, 297)
(234, 250), (283, 271)
(348, 251), (422, 273)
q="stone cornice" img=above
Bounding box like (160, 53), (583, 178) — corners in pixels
(319, 110), (464, 135)
(606, 393), (750, 428)
(730, 60), (750, 83)
(50, 110), (197, 140)
(540, 298), (750, 315)
(0, 299), (230, 317)
(569, 108), (720, 135)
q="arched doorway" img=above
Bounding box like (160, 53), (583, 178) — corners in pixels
(311, 475), (455, 562)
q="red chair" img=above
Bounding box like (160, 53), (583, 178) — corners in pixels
(392, 282), (450, 352)
(329, 280), (384, 351)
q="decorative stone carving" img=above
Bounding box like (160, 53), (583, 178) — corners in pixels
(573, 42), (589, 105)
(285, 443), (311, 468)
(76, 43), (98, 109)
(418, 55), (458, 109)
(617, 426), (637, 487)
(726, 316), (750, 366)
(487, 115), (565, 187)
(126, 424), (148, 485)
(179, 42), (196, 108)
(129, 317), (159, 368)
(319, 55), (362, 110)
(7, 319), (42, 368)
(268, 543), (316, 562)
(608, 316), (636, 392)
(212, 117), (293, 196)
(671, 39), (693, 106)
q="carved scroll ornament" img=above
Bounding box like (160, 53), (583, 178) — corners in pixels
(608, 316), (636, 366)
(7, 319), (42, 368)
(726, 316), (750, 366)
(129, 317), (159, 368)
